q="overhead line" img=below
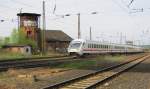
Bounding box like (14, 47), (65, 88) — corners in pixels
(111, 0), (130, 14)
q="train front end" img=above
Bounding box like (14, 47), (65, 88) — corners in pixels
(67, 39), (85, 56)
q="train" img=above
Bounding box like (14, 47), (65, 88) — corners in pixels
(67, 39), (144, 56)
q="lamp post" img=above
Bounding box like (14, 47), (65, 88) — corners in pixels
(65, 12), (98, 39)
(77, 13), (80, 39)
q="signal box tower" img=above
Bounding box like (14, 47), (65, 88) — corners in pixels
(17, 13), (41, 50)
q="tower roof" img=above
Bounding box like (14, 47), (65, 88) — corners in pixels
(17, 13), (41, 16)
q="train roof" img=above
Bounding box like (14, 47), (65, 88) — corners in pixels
(71, 39), (141, 48)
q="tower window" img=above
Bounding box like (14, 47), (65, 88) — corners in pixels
(27, 31), (32, 35)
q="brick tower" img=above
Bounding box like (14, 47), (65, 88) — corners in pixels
(17, 13), (41, 50)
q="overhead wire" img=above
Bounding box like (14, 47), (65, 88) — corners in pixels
(111, 0), (130, 14)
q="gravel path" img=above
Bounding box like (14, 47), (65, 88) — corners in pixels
(20, 69), (95, 89)
(97, 56), (150, 89)
(0, 54), (144, 89)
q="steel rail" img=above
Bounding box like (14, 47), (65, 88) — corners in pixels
(0, 56), (76, 72)
(43, 54), (149, 89)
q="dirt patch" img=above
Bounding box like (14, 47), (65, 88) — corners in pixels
(0, 84), (16, 89)
(0, 67), (71, 89)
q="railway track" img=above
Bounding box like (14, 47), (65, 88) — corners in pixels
(0, 56), (76, 71)
(43, 54), (150, 89)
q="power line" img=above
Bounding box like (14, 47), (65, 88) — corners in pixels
(111, 0), (130, 14)
(128, 0), (134, 8)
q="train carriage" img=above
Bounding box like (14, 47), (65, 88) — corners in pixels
(67, 39), (143, 56)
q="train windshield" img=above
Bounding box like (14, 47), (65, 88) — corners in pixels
(70, 42), (81, 48)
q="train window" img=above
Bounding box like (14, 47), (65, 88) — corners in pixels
(100, 45), (102, 48)
(101, 45), (103, 48)
(102, 45), (104, 48)
(104, 45), (106, 48)
(94, 44), (96, 48)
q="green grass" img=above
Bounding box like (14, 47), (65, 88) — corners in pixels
(55, 55), (126, 69)
(103, 55), (125, 62)
(0, 51), (66, 61)
(0, 52), (25, 60)
(56, 60), (97, 69)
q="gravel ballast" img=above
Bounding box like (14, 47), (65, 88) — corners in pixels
(97, 56), (150, 89)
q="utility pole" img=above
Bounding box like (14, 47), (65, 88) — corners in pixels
(90, 26), (92, 40)
(120, 32), (122, 44)
(77, 13), (81, 39)
(18, 8), (22, 30)
(42, 1), (46, 55)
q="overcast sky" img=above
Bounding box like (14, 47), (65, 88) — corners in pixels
(0, 0), (150, 45)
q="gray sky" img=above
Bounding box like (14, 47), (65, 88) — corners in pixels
(0, 0), (150, 45)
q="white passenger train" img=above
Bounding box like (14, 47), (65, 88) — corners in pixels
(67, 39), (143, 56)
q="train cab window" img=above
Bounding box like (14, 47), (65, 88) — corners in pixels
(70, 43), (81, 48)
(83, 42), (85, 46)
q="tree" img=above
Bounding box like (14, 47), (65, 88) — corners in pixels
(10, 28), (37, 50)
(10, 28), (18, 43)
(4, 37), (10, 44)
